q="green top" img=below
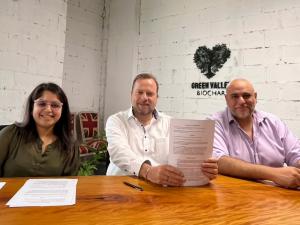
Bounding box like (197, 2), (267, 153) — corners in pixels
(0, 124), (80, 177)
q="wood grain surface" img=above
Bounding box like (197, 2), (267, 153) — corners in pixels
(0, 175), (299, 225)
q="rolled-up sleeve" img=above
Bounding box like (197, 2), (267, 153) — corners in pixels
(281, 122), (300, 167)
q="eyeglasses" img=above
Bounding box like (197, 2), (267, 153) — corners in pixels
(34, 100), (63, 110)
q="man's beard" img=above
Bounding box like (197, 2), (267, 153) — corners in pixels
(232, 107), (254, 120)
(133, 105), (153, 116)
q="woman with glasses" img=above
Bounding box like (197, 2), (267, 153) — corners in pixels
(0, 83), (79, 177)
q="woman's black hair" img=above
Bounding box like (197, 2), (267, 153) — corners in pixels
(16, 83), (73, 159)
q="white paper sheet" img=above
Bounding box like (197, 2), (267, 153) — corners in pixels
(168, 119), (215, 186)
(6, 179), (78, 207)
(0, 182), (6, 190)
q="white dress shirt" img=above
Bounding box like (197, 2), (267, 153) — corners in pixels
(106, 107), (170, 176)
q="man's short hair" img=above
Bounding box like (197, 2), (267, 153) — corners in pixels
(131, 73), (159, 94)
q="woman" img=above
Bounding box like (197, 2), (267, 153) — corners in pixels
(0, 83), (79, 177)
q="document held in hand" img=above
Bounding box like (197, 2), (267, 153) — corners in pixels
(168, 119), (215, 186)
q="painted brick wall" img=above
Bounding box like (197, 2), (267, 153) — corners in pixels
(1, 0), (300, 137)
(137, 0), (300, 136)
(0, 0), (67, 124)
(103, 0), (140, 123)
(62, 0), (106, 118)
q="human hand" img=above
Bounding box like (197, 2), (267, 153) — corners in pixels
(201, 158), (218, 180)
(146, 165), (186, 187)
(297, 159), (300, 169)
(271, 166), (300, 189)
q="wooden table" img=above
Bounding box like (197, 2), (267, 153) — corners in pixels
(0, 175), (299, 225)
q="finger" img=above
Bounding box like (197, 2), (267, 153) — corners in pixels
(159, 173), (172, 186)
(159, 165), (186, 186)
(202, 171), (217, 180)
(156, 171), (169, 184)
(161, 168), (186, 186)
(166, 172), (186, 184)
(156, 166), (176, 179)
(165, 165), (185, 177)
(202, 166), (218, 180)
(296, 180), (300, 188)
(202, 167), (218, 175)
(201, 162), (218, 169)
(204, 158), (218, 163)
(166, 175), (186, 186)
(290, 169), (300, 187)
(295, 172), (300, 187)
(156, 166), (180, 184)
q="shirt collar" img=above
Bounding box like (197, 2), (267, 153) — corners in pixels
(127, 107), (160, 121)
(226, 107), (266, 125)
(226, 107), (235, 124)
(255, 110), (266, 124)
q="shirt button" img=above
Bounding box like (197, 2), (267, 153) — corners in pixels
(145, 149), (147, 152)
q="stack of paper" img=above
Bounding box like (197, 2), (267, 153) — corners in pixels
(168, 119), (215, 186)
(0, 182), (5, 190)
(6, 179), (77, 207)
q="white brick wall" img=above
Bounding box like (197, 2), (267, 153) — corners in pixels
(103, 0), (140, 123)
(0, 0), (67, 124)
(0, 0), (106, 126)
(137, 0), (300, 136)
(1, 0), (300, 138)
(62, 0), (105, 118)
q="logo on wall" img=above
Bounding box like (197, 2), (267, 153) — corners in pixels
(192, 43), (231, 96)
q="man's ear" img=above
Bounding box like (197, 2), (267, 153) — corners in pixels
(254, 92), (257, 99)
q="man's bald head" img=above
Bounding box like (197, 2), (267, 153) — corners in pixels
(226, 79), (255, 94)
(225, 78), (257, 123)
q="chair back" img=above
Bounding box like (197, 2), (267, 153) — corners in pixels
(77, 112), (99, 142)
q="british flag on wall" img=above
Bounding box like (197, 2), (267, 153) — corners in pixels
(79, 112), (99, 140)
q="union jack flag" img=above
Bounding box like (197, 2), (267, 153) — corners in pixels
(79, 112), (99, 140)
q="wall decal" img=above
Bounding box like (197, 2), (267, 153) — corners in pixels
(193, 44), (231, 79)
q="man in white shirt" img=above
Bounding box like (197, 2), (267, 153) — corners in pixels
(106, 73), (218, 186)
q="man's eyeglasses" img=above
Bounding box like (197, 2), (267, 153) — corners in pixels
(34, 100), (63, 110)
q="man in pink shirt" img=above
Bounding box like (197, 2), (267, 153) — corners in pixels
(210, 78), (300, 189)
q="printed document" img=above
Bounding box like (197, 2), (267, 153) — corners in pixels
(0, 182), (5, 190)
(6, 179), (77, 207)
(168, 119), (215, 186)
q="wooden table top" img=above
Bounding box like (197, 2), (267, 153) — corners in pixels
(0, 175), (299, 225)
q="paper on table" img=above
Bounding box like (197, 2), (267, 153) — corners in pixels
(168, 119), (215, 186)
(0, 182), (6, 190)
(6, 179), (78, 207)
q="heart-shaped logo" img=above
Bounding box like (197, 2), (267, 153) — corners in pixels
(193, 44), (231, 79)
